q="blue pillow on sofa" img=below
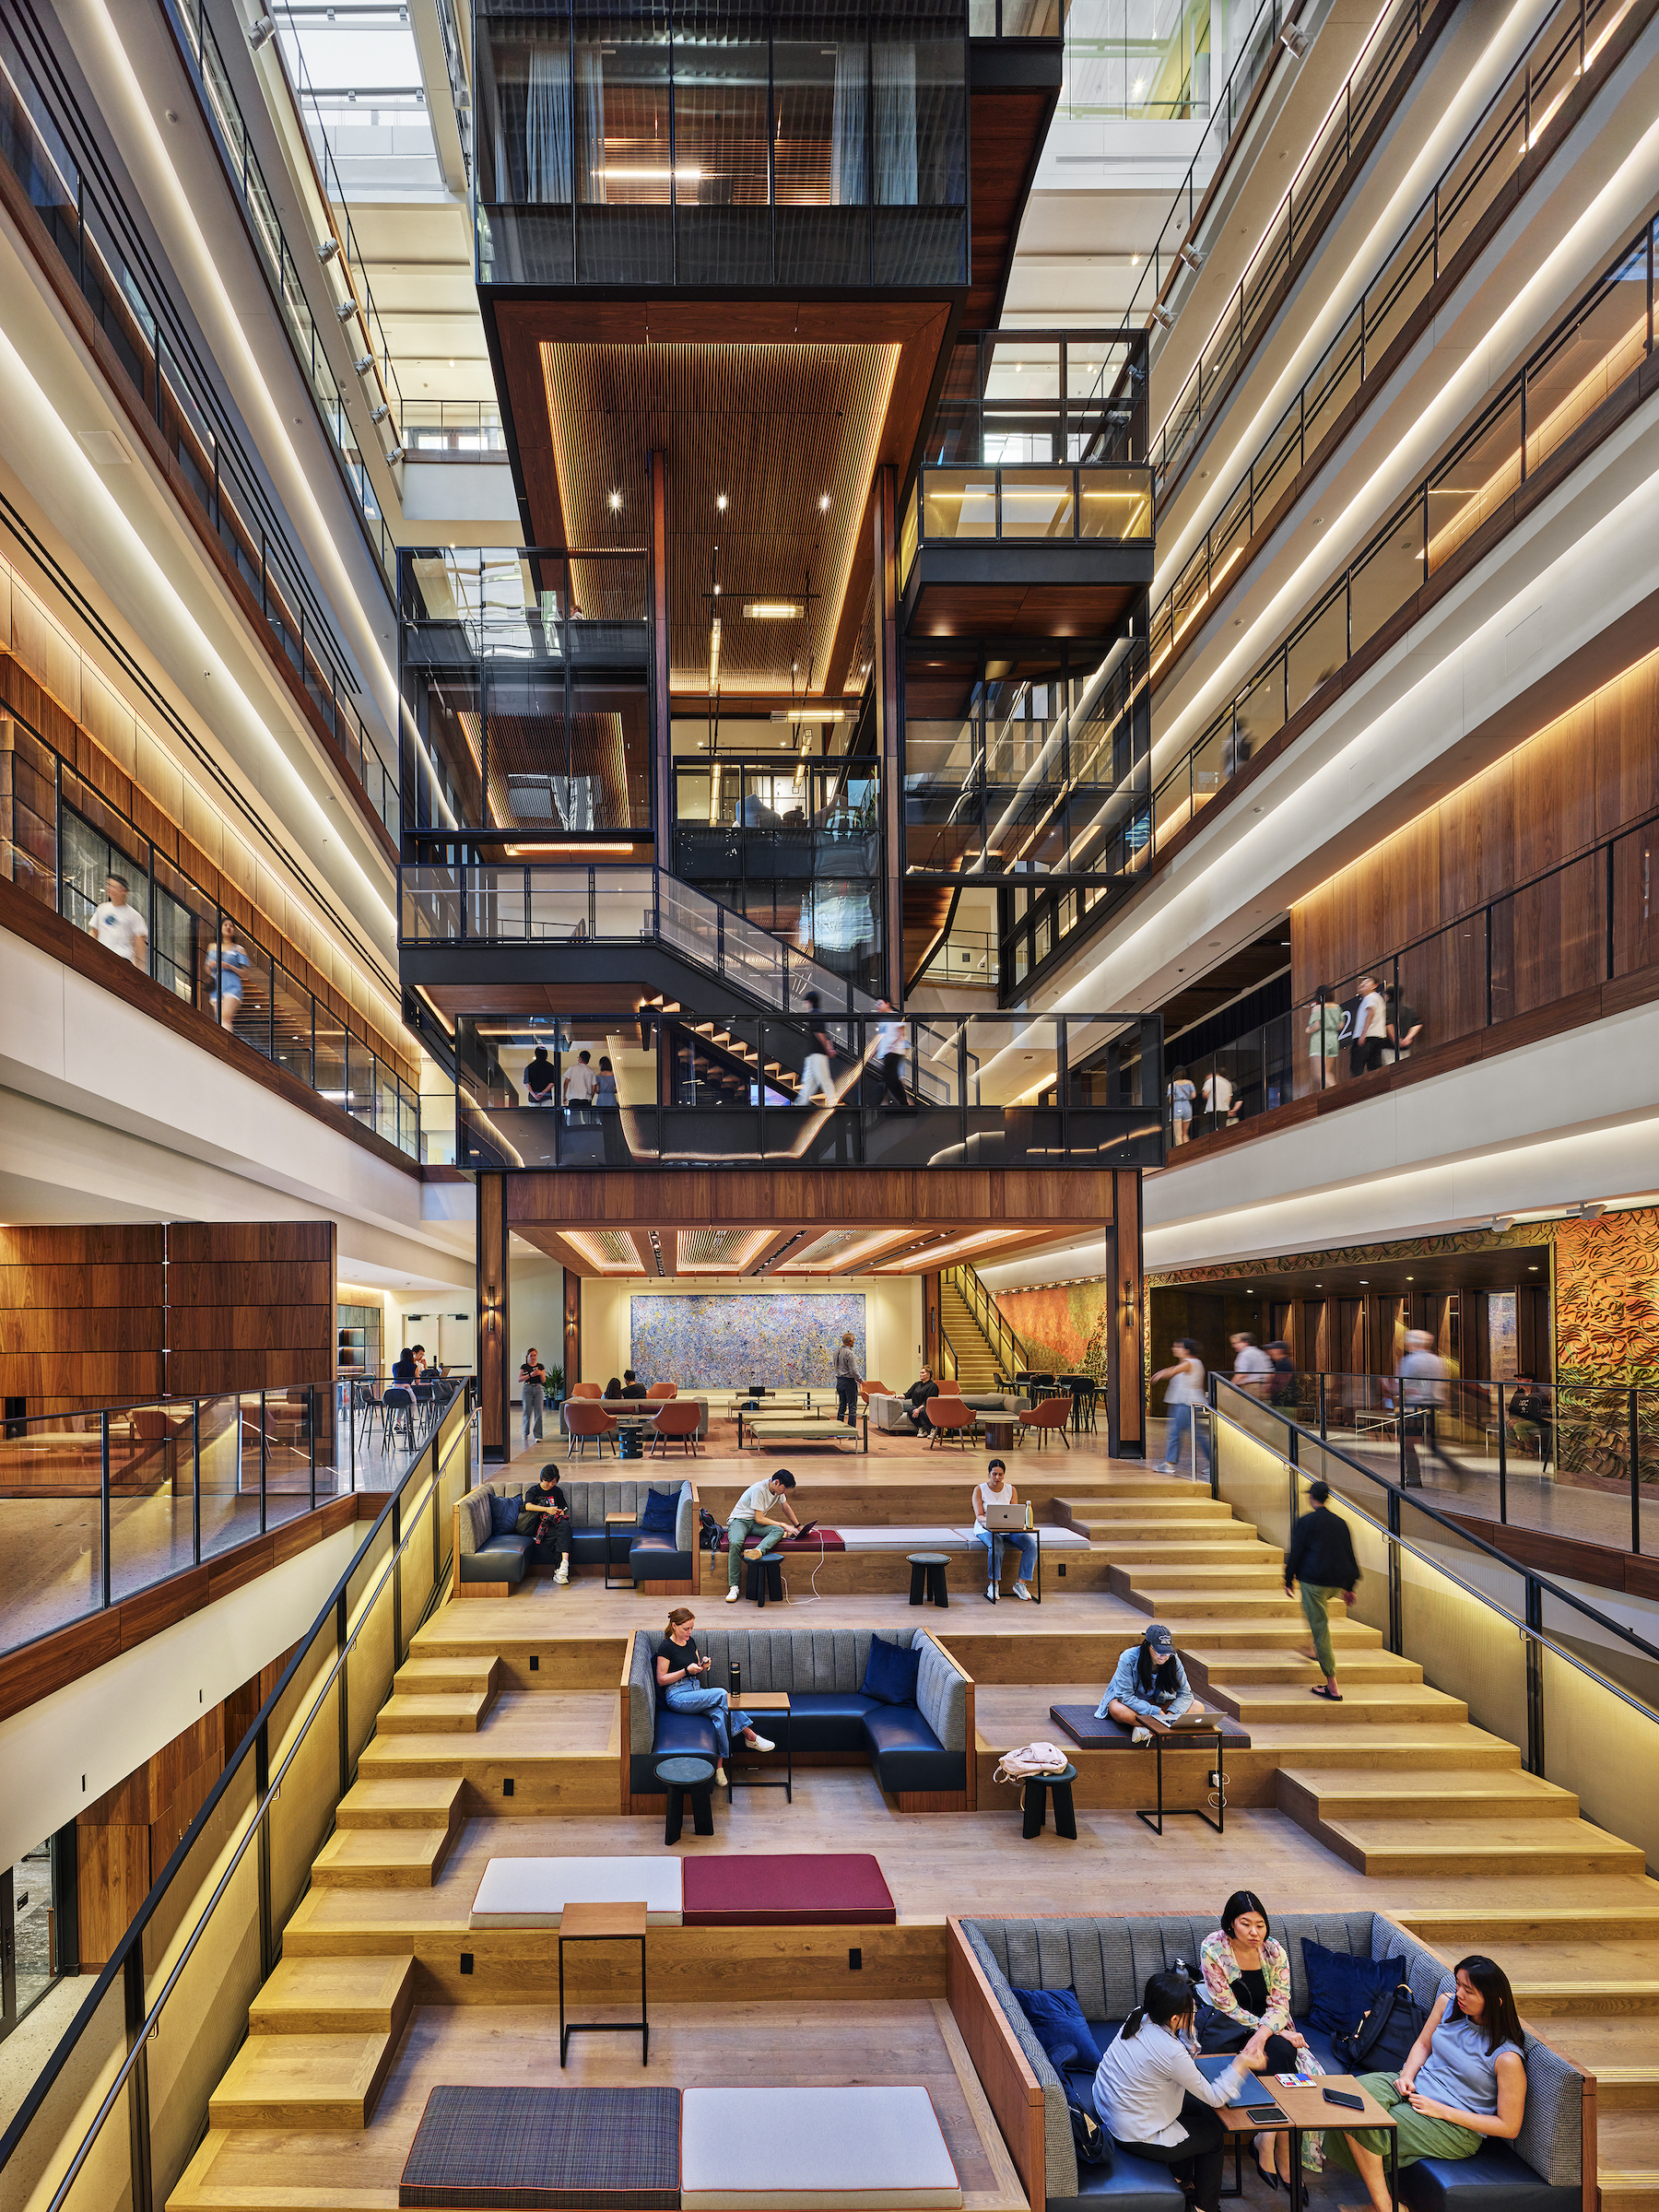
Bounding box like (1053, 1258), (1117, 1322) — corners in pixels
(1300, 1938), (1406, 2036)
(1014, 1986), (1102, 2076)
(861, 1636), (921, 1705)
(489, 1491), (523, 1537)
(639, 1487), (679, 1536)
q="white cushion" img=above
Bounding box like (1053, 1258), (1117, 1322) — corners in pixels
(680, 2087), (961, 2209)
(829, 1524), (1088, 1552)
(468, 1855), (683, 1926)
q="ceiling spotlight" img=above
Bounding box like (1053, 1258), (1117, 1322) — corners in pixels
(386, 444), (406, 465)
(317, 237), (340, 264)
(1576, 1201), (1606, 1220)
(335, 298), (359, 323)
(1490, 1215), (1514, 1233)
(370, 403), (390, 424)
(608, 489), (622, 512)
(248, 11), (276, 47)
(818, 493), (830, 512)
(1280, 20), (1310, 53)
(353, 355), (374, 374)
(716, 493), (728, 512)
(1178, 241), (1206, 270)
(1149, 301), (1174, 330)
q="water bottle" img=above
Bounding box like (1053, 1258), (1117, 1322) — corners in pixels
(729, 1661), (741, 1702)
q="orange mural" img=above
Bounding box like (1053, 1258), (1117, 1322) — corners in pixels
(1555, 1208), (1659, 1390)
(995, 1279), (1113, 1377)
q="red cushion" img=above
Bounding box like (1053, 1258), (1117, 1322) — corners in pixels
(714, 1528), (844, 1551)
(681, 1853), (895, 1926)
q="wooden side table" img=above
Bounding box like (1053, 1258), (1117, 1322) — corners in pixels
(729, 1689), (792, 1802)
(604, 1511), (636, 1590)
(559, 1900), (648, 2065)
(1219, 2072), (1397, 2212)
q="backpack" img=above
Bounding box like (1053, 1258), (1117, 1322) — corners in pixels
(1335, 1981), (1428, 2074)
(994, 1741), (1072, 1784)
(699, 1507), (723, 1553)
(1050, 2046), (1112, 2172)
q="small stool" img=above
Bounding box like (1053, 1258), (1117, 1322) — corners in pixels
(744, 1553), (784, 1605)
(908, 1551), (949, 1607)
(657, 1754), (716, 1844)
(1022, 1760), (1078, 1840)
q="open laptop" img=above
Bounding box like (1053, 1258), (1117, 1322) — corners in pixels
(1162, 1708), (1215, 1728)
(982, 1499), (1029, 1529)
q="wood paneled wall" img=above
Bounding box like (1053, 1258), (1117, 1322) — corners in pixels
(1293, 648), (1659, 996)
(166, 1223), (336, 1395)
(0, 1226), (166, 1416)
(477, 1174), (509, 1461)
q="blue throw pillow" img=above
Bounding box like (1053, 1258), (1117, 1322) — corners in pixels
(489, 1491), (523, 1537)
(639, 1487), (678, 1536)
(861, 1636), (921, 1705)
(1300, 1939), (1406, 2036)
(1014, 1987), (1102, 2076)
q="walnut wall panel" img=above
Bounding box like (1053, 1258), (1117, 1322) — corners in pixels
(165, 1223), (336, 1395)
(0, 1226), (165, 1417)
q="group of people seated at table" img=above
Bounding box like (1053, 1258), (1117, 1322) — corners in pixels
(1089, 1890), (1528, 2212)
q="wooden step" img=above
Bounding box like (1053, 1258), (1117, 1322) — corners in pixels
(1174, 1617), (1382, 1649)
(169, 2129), (398, 2212)
(1197, 1650), (1420, 1684)
(311, 1827), (453, 1888)
(1122, 1564), (1288, 1593)
(335, 1776), (465, 1830)
(1063, 1496), (1239, 1521)
(1301, 1814), (1646, 1877)
(1503, 1983), (1659, 2018)
(249, 1957), (415, 2037)
(1277, 1769), (1578, 1823)
(393, 1654), (499, 1698)
(208, 2031), (398, 2128)
(1396, 1908), (1659, 1943)
(1594, 2116), (1659, 2196)
(1095, 1540), (1286, 1567)
(1219, 1683), (1467, 1725)
(1594, 2070), (1659, 2112)
(1596, 2172), (1659, 2212)
(374, 1690), (488, 1734)
(1122, 1590), (1302, 1618)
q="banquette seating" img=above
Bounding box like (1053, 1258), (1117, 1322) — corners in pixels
(950, 1912), (1590, 2212)
(452, 1477), (698, 1595)
(626, 1627), (970, 1805)
(867, 1390), (1029, 1434)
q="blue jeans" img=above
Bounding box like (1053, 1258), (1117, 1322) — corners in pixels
(971, 1527), (1037, 1583)
(664, 1684), (753, 1760)
(1163, 1402), (1208, 1476)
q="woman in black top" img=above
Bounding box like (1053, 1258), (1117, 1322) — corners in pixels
(655, 1606), (771, 1787)
(518, 1468), (571, 1583)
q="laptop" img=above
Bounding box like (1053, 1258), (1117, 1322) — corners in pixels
(982, 1499), (1029, 1529)
(1162, 1708), (1215, 1729)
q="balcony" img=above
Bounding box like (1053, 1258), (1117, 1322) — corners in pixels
(900, 329), (1153, 638)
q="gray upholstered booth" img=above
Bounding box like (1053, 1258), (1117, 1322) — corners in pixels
(452, 1476), (697, 1595)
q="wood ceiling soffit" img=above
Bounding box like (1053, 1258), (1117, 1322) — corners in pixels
(506, 1168), (1117, 1230)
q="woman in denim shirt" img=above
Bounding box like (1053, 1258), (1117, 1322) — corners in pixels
(1094, 1623), (1206, 1744)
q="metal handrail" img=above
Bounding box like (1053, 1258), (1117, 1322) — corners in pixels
(947, 1261), (1030, 1382)
(1210, 1373), (1659, 1670)
(0, 1384), (477, 2196)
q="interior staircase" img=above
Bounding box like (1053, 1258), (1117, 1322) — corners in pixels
(941, 1278), (1002, 1393)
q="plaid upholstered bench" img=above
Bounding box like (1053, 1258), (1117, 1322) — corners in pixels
(400, 2085), (680, 2208)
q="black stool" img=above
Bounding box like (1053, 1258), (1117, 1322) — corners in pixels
(908, 1551), (949, 1607)
(744, 1554), (784, 1605)
(1022, 1760), (1078, 1840)
(657, 1754), (715, 1844)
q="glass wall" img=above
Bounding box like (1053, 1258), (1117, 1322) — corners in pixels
(474, 0), (967, 288)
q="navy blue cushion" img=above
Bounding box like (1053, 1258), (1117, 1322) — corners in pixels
(459, 1538), (529, 1584)
(861, 1704), (960, 1794)
(861, 1636), (921, 1705)
(489, 1491), (524, 1537)
(1301, 1938), (1406, 2036)
(1399, 2144), (1577, 2212)
(629, 1538), (691, 1585)
(1015, 1987), (1102, 2075)
(655, 1707), (719, 1759)
(639, 1486), (678, 1535)
(787, 1691), (879, 1753)
(1052, 2147), (1186, 2212)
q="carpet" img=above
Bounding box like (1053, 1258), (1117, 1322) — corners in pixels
(681, 1852), (896, 1926)
(1050, 1704), (1253, 1749)
(399, 2086), (680, 2209)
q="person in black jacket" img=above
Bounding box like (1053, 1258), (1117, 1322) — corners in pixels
(1285, 1482), (1360, 1701)
(518, 1466), (572, 1583)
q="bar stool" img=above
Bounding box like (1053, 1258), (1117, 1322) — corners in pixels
(744, 1554), (784, 1606)
(657, 1754), (716, 1844)
(908, 1552), (949, 1607)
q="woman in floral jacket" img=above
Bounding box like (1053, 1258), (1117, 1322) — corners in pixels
(1199, 1891), (1324, 2189)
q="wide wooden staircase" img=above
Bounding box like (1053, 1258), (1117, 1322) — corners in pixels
(1066, 1463), (1659, 2211)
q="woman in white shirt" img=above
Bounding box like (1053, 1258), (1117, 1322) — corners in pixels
(1151, 1340), (1207, 1477)
(1093, 1971), (1272, 2212)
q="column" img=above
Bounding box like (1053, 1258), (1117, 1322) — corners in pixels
(476, 1171), (510, 1462)
(870, 465), (903, 1007)
(563, 1268), (582, 1395)
(650, 450), (672, 875)
(1112, 1171), (1145, 1457)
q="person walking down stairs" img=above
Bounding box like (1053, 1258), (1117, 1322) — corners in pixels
(1284, 1481), (1360, 1702)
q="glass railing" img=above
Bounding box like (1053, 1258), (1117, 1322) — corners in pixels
(902, 464), (1153, 579)
(1151, 0), (1440, 490)
(437, 998), (1161, 1170)
(402, 402), (506, 453)
(1162, 799), (1659, 1155)
(2, 703), (420, 1159)
(1150, 0), (1633, 677)
(163, 0), (401, 577)
(971, 0), (1066, 33)
(0, 1390), (476, 2212)
(1141, 211), (1654, 861)
(1211, 1381), (1659, 1865)
(0, 3), (401, 837)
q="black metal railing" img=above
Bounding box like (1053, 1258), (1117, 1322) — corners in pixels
(947, 1260), (1029, 1382)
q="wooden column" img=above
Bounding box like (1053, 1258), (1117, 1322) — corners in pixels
(477, 1172), (510, 1462)
(871, 465), (904, 1006)
(1112, 1171), (1145, 1456)
(924, 1272), (941, 1379)
(650, 449), (672, 873)
(563, 1269), (582, 1392)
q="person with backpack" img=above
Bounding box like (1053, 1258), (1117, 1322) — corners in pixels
(1320, 1957), (1529, 2212)
(1092, 1971), (1273, 2212)
(1285, 1481), (1359, 1701)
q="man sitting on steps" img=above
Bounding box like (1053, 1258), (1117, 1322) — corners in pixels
(724, 1469), (800, 1602)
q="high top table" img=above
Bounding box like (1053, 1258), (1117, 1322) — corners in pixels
(558, 1900), (649, 2066)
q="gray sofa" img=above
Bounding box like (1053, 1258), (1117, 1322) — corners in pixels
(869, 1390), (1028, 1433)
(951, 1913), (1587, 2212)
(453, 1475), (696, 1593)
(626, 1626), (970, 1802)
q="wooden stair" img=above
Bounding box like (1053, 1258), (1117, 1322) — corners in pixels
(374, 1689), (490, 1734)
(311, 1826), (454, 1888)
(335, 1775), (465, 1830)
(249, 1957), (415, 2037)
(208, 2030), (402, 2129)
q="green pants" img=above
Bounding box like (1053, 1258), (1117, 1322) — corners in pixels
(727, 1514), (782, 1587)
(1321, 2074), (1481, 2171)
(1300, 1582), (1343, 1677)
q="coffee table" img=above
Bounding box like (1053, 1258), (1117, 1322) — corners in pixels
(1219, 2071), (1396, 2212)
(558, 1900), (648, 2066)
(737, 1410), (866, 1452)
(728, 1688), (792, 1802)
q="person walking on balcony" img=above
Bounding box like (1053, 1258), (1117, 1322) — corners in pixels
(1399, 1328), (1459, 1488)
(1285, 1481), (1359, 1701)
(797, 990), (839, 1109)
(595, 1054), (619, 1107)
(205, 918), (250, 1030)
(834, 1333), (861, 1426)
(88, 872), (147, 970)
(1153, 1341), (1207, 1477)
(1169, 1066), (1195, 1145)
(1348, 976), (1386, 1078)
(873, 1002), (911, 1110)
(1307, 986), (1342, 1091)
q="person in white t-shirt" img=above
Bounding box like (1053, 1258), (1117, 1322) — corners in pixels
(563, 1050), (598, 1107)
(88, 874), (147, 969)
(1230, 1333), (1272, 1398)
(724, 1469), (800, 1600)
(1152, 1340), (1208, 1477)
(1201, 1069), (1233, 1132)
(1348, 976), (1385, 1078)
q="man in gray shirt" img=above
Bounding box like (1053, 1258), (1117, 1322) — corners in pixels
(1398, 1329), (1459, 1487)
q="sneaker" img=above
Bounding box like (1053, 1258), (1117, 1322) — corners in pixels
(1012, 1582), (1032, 1601)
(986, 1582), (998, 1603)
(1132, 1724), (1151, 1747)
(714, 1765), (727, 1786)
(724, 1585), (740, 1603)
(555, 1562), (570, 1584)
(742, 1546), (763, 1560)
(747, 1732), (775, 1752)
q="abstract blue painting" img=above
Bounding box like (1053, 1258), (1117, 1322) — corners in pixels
(629, 1294), (866, 1388)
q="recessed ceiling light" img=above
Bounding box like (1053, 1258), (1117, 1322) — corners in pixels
(818, 493), (830, 511)
(608, 489), (622, 511)
(716, 493), (728, 512)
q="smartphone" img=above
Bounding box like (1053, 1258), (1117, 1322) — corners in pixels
(1322, 2088), (1366, 2111)
(1242, 2097), (1285, 2123)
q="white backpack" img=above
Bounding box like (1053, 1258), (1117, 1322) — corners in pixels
(994, 1740), (1071, 1784)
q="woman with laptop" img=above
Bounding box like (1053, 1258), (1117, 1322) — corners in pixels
(969, 1458), (1037, 1603)
(1093, 1622), (1207, 1743)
